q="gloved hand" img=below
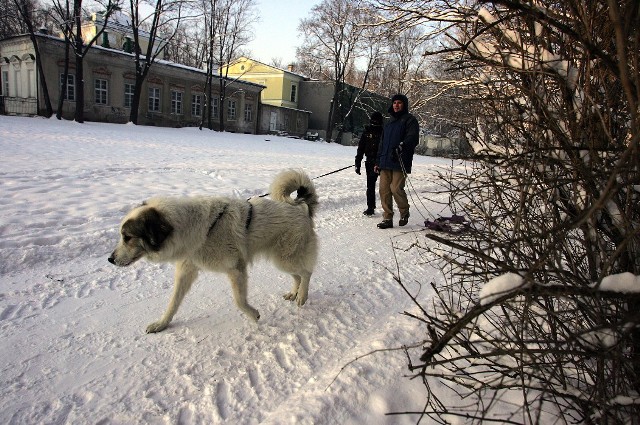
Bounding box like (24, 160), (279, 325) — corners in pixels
(355, 166), (361, 175)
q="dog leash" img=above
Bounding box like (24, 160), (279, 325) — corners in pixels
(252, 165), (355, 199)
(312, 164), (354, 180)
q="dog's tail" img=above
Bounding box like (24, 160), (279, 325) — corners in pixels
(270, 169), (318, 218)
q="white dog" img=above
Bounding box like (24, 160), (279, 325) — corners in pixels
(108, 169), (318, 333)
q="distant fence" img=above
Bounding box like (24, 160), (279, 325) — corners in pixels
(0, 96), (38, 116)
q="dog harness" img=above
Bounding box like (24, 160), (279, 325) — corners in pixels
(206, 202), (253, 236)
(245, 202), (253, 229)
(207, 204), (228, 236)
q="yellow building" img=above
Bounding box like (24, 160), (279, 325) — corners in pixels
(222, 57), (311, 137)
(222, 57), (304, 109)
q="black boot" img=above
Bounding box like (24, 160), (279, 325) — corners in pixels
(363, 208), (375, 216)
(399, 212), (410, 226)
(377, 219), (393, 229)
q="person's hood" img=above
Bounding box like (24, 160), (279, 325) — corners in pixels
(388, 94), (409, 118)
(370, 111), (383, 125)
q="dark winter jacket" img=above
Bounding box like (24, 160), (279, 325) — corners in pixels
(355, 123), (383, 167)
(376, 94), (420, 173)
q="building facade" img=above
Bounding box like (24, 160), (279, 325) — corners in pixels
(222, 57), (311, 137)
(0, 33), (264, 133)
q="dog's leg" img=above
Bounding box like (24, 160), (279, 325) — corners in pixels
(146, 260), (199, 333)
(227, 261), (260, 321)
(283, 272), (311, 306)
(283, 274), (301, 302)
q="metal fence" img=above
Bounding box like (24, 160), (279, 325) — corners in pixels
(0, 96), (38, 116)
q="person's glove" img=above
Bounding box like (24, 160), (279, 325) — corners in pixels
(355, 166), (361, 175)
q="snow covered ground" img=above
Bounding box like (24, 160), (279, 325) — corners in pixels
(0, 115), (458, 424)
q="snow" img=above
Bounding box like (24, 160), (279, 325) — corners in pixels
(596, 272), (640, 293)
(0, 115), (457, 424)
(479, 272), (527, 305)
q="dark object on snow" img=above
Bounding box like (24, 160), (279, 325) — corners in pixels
(424, 214), (469, 234)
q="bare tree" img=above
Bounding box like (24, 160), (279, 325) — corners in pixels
(127, 0), (190, 124)
(48, 0), (73, 120)
(162, 24), (207, 67)
(11, 0), (53, 117)
(297, 0), (369, 141)
(48, 0), (120, 122)
(269, 57), (284, 69)
(367, 0), (639, 422)
(2, 0), (31, 39)
(199, 0), (256, 131)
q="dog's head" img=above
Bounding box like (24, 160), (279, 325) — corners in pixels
(108, 204), (173, 267)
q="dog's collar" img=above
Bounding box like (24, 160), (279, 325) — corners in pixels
(245, 202), (253, 230)
(208, 204), (228, 235)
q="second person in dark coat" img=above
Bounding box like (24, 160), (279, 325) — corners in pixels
(355, 111), (384, 215)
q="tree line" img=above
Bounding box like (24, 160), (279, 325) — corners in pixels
(2, 0), (449, 138)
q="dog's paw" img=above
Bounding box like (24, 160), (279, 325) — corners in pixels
(283, 292), (307, 306)
(146, 321), (168, 333)
(249, 310), (260, 322)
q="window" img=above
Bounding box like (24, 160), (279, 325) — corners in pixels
(124, 83), (134, 108)
(290, 84), (297, 102)
(148, 87), (161, 112)
(171, 90), (183, 114)
(95, 78), (108, 105)
(191, 94), (202, 117)
(13, 70), (21, 97)
(59, 73), (75, 101)
(212, 97), (219, 118)
(227, 99), (236, 120)
(2, 71), (8, 95)
(27, 69), (35, 98)
(244, 104), (253, 122)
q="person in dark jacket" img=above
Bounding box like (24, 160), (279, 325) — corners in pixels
(374, 94), (420, 229)
(355, 111), (384, 215)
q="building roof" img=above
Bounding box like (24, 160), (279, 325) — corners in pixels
(1, 33), (266, 91)
(227, 56), (309, 80)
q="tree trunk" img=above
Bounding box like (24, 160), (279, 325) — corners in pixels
(73, 0), (84, 123)
(56, 39), (70, 120)
(28, 33), (52, 117)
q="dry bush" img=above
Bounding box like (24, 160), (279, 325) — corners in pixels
(377, 0), (640, 423)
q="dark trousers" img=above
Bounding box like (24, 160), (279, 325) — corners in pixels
(365, 161), (379, 210)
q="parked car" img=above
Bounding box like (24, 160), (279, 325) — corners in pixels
(305, 131), (319, 141)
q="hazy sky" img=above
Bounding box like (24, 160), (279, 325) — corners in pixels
(246, 0), (319, 66)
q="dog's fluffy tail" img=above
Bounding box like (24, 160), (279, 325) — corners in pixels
(270, 169), (319, 217)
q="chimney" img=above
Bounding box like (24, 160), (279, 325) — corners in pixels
(123, 36), (133, 53)
(287, 64), (295, 72)
(102, 31), (110, 48)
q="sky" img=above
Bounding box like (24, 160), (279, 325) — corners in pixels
(246, 0), (319, 66)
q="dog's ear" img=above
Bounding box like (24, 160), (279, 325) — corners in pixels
(122, 207), (173, 251)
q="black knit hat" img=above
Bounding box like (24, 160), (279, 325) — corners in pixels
(389, 93), (409, 116)
(370, 111), (383, 125)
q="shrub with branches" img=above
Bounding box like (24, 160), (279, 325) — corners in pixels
(375, 0), (640, 422)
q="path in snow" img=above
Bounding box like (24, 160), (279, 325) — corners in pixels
(0, 117), (458, 424)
